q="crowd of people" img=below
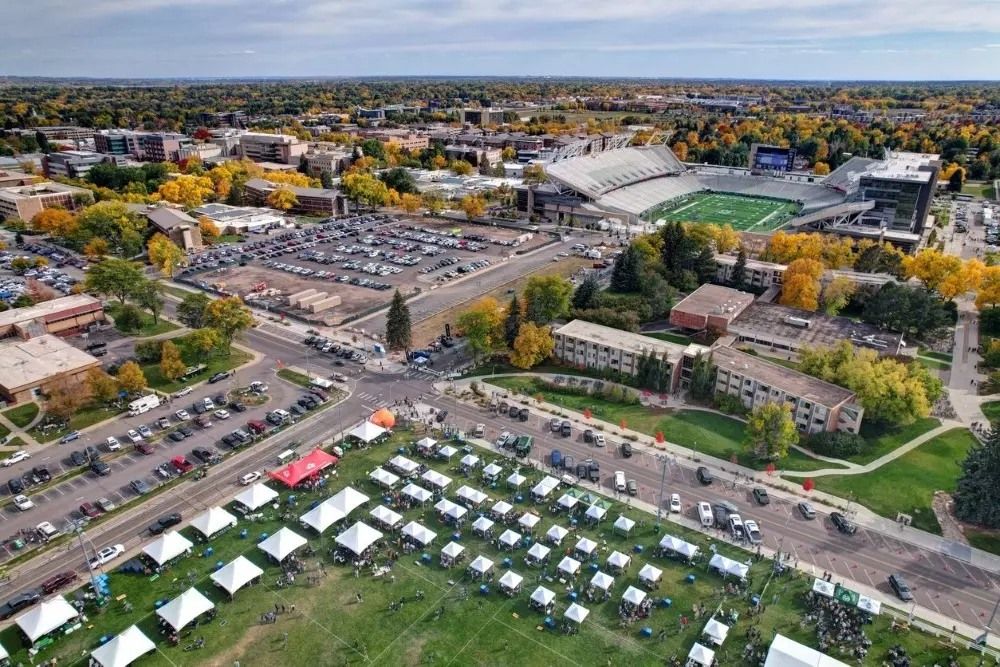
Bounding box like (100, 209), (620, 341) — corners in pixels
(803, 590), (873, 660)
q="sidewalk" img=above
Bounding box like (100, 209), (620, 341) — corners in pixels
(451, 376), (1000, 575)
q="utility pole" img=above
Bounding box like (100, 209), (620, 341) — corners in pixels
(655, 454), (668, 525)
(978, 593), (1000, 665)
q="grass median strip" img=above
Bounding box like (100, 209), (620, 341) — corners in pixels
(2, 403), (38, 429)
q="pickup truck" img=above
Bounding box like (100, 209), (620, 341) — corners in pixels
(171, 456), (195, 474)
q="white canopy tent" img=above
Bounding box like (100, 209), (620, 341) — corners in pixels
(156, 588), (214, 631)
(518, 512), (541, 531)
(530, 586), (556, 609)
(638, 563), (663, 586)
(258, 527), (308, 562)
(531, 476), (559, 499)
(329, 487), (370, 516)
(764, 633), (851, 667)
(558, 555), (581, 576)
(546, 524), (569, 545)
(89, 625), (155, 667)
(143, 531), (193, 567)
(557, 494), (579, 510)
(584, 504), (607, 521)
(688, 642), (716, 666)
(575, 536), (598, 556)
(507, 471), (526, 487)
(421, 469), (452, 490)
(350, 421), (387, 443)
(335, 521), (384, 556)
(233, 482), (278, 511)
(857, 595), (881, 615)
(438, 444), (458, 459)
(469, 555), (494, 576)
(491, 500), (513, 518)
(460, 453), (480, 468)
(16, 596), (78, 643)
(300, 500), (346, 534)
(499, 570), (523, 593)
(415, 436), (437, 451)
(564, 602), (590, 624)
(613, 515), (635, 534)
(498, 529), (522, 549)
(210, 555), (264, 597)
(482, 463), (503, 479)
(401, 483), (433, 504)
(456, 485), (488, 506)
(526, 542), (551, 563)
(709, 553), (749, 580)
(435, 499), (467, 523)
(389, 455), (420, 476)
(472, 516), (495, 535)
(0, 643), (8, 662)
(812, 578), (835, 598)
(190, 506), (237, 539)
(703, 617), (730, 645)
(370, 467), (400, 488)
(402, 521), (437, 546)
(622, 586), (647, 606)
(369, 505), (403, 529)
(435, 498), (459, 514)
(659, 535), (700, 559)
(441, 541), (465, 561)
(590, 571), (614, 591)
(607, 551), (631, 570)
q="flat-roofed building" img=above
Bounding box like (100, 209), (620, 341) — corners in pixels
(244, 178), (347, 216)
(304, 150), (352, 177)
(459, 108), (506, 127)
(0, 294), (105, 339)
(552, 319), (710, 392)
(192, 203), (286, 234)
(93, 130), (144, 156)
(0, 171), (40, 188)
(238, 133), (307, 165)
(30, 126), (94, 141)
(0, 334), (101, 404)
(669, 284), (755, 332)
(177, 142), (222, 161)
(43, 150), (106, 179)
(139, 133), (192, 162)
(711, 346), (862, 433)
(714, 255), (786, 290)
(0, 182), (92, 222)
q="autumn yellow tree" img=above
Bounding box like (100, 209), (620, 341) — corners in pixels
(32, 208), (78, 238)
(780, 258), (824, 311)
(83, 238), (109, 259)
(510, 322), (555, 369)
(820, 276), (856, 316)
(938, 258), (984, 301)
(813, 162), (831, 175)
(157, 174), (215, 207)
(460, 194), (486, 220)
(159, 340), (187, 381)
(902, 248), (964, 295)
(115, 360), (147, 394)
(976, 265), (1000, 310)
(712, 224), (740, 254)
(456, 296), (504, 363)
(267, 187), (298, 211)
(147, 233), (186, 277)
(262, 171), (319, 188)
(399, 193), (422, 214)
(198, 216), (221, 242)
(450, 160), (473, 176)
(430, 155), (447, 170)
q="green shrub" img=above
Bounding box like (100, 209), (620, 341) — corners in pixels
(808, 431), (867, 457)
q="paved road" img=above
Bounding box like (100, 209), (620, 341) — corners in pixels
(434, 393), (1000, 632)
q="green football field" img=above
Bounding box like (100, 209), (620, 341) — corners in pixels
(645, 192), (800, 232)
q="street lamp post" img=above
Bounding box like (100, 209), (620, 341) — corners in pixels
(655, 454), (668, 525)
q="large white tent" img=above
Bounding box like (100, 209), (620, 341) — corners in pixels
(389, 455), (420, 476)
(659, 534), (700, 559)
(460, 453), (480, 468)
(607, 551), (631, 570)
(441, 541), (465, 561)
(300, 500), (346, 534)
(143, 530), (193, 567)
(350, 421), (387, 443)
(764, 633), (850, 667)
(857, 595), (881, 616)
(688, 642), (716, 666)
(258, 527), (308, 562)
(369, 467), (400, 488)
(156, 588), (214, 631)
(530, 586), (555, 609)
(584, 504), (607, 521)
(329, 486), (370, 516)
(233, 482), (278, 511)
(811, 578), (835, 598)
(638, 563), (663, 586)
(16, 596), (78, 643)
(402, 521), (437, 546)
(613, 515), (635, 534)
(438, 444), (458, 459)
(422, 469), (452, 490)
(709, 553), (749, 579)
(434, 498), (464, 519)
(703, 617), (730, 645)
(90, 625), (156, 667)
(335, 521), (384, 556)
(457, 485), (488, 506)
(190, 506), (238, 539)
(369, 504), (403, 529)
(564, 602), (590, 624)
(622, 586), (647, 606)
(526, 542), (551, 563)
(557, 494), (579, 510)
(472, 516), (495, 535)
(499, 570), (523, 593)
(518, 512), (541, 531)
(546, 524), (569, 545)
(498, 529), (522, 549)
(531, 476), (559, 499)
(507, 471), (526, 487)
(575, 536), (597, 556)
(558, 555), (581, 576)
(210, 555), (264, 597)
(482, 463), (503, 479)
(0, 642), (8, 661)
(491, 500), (513, 518)
(469, 555), (494, 576)
(590, 571), (614, 591)
(415, 436), (437, 451)
(401, 483), (433, 504)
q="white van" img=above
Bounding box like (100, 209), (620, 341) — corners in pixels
(697, 501), (714, 527)
(614, 470), (627, 493)
(310, 377), (334, 389)
(128, 394), (161, 416)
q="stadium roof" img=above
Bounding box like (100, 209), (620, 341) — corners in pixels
(545, 145), (684, 198)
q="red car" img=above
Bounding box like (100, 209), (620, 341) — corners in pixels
(79, 502), (101, 519)
(171, 456), (195, 474)
(135, 442), (154, 455)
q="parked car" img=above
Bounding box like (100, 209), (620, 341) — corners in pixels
(130, 479), (152, 495)
(594, 433), (605, 447)
(138, 425), (153, 439)
(888, 573), (913, 601)
(551, 418), (563, 432)
(157, 417), (171, 429)
(620, 442), (632, 458)
(192, 447), (218, 464)
(174, 409), (190, 421)
(209, 371), (231, 384)
(550, 450), (563, 468)
(59, 431), (81, 444)
(171, 456), (195, 474)
(696, 466), (713, 485)
(626, 479), (638, 496)
(79, 502), (101, 519)
(31, 466), (51, 483)
(89, 543), (125, 568)
(0, 592), (40, 620)
(97, 497), (116, 512)
(214, 409), (230, 420)
(135, 441), (154, 455)
(90, 460), (111, 476)
(435, 410), (448, 423)
(126, 429), (142, 443)
(797, 502), (817, 520)
(0, 450), (30, 467)
(586, 459), (600, 482)
(148, 513), (183, 535)
(239, 471), (262, 486)
(13, 494), (34, 511)
(517, 408), (529, 422)
(583, 429), (594, 443)
(752, 487), (770, 505)
(728, 514), (746, 541)
(7, 478), (24, 495)
(41, 571), (77, 595)
(70, 450), (88, 467)
(744, 519), (763, 544)
(830, 512), (857, 535)
(168, 430), (186, 442)
(669, 493), (681, 513)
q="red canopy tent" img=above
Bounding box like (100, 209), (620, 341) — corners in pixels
(268, 448), (338, 487)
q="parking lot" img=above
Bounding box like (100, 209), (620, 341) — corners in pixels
(178, 214), (547, 324)
(0, 240), (86, 303)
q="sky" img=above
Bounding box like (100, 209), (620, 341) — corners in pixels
(6, 0), (1000, 80)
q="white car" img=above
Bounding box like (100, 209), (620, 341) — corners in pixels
(594, 434), (606, 447)
(175, 409), (190, 421)
(174, 387), (193, 398)
(214, 409), (230, 420)
(13, 494), (34, 511)
(744, 519), (763, 545)
(239, 471), (262, 486)
(0, 450), (30, 467)
(105, 436), (121, 451)
(474, 423), (485, 438)
(669, 493), (681, 513)
(89, 543), (125, 569)
(126, 429), (142, 443)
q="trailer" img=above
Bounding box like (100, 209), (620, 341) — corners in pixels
(128, 394), (161, 416)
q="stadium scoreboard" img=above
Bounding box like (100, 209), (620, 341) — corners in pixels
(750, 144), (797, 173)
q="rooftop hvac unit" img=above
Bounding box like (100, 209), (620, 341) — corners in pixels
(784, 316), (811, 328)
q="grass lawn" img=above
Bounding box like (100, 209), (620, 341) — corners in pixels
(159, 283), (198, 300)
(645, 192), (799, 232)
(4, 436), (25, 449)
(916, 357), (951, 371)
(105, 302), (179, 338)
(141, 337), (253, 394)
(2, 403), (39, 428)
(0, 423), (9, 440)
(0, 428), (981, 666)
(850, 418), (942, 465)
(918, 348), (953, 363)
(28, 403), (122, 443)
(966, 529), (1000, 557)
(815, 428), (976, 535)
(981, 401), (1000, 424)
(487, 376), (835, 473)
(277, 368), (312, 388)
(644, 331), (692, 345)
(961, 181), (996, 199)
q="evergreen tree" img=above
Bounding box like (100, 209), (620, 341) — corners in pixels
(694, 245), (717, 285)
(954, 428), (1000, 528)
(610, 245), (642, 292)
(504, 294), (523, 348)
(572, 274), (600, 310)
(385, 289), (412, 352)
(320, 170), (334, 189)
(687, 352), (715, 401)
(731, 247), (747, 290)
